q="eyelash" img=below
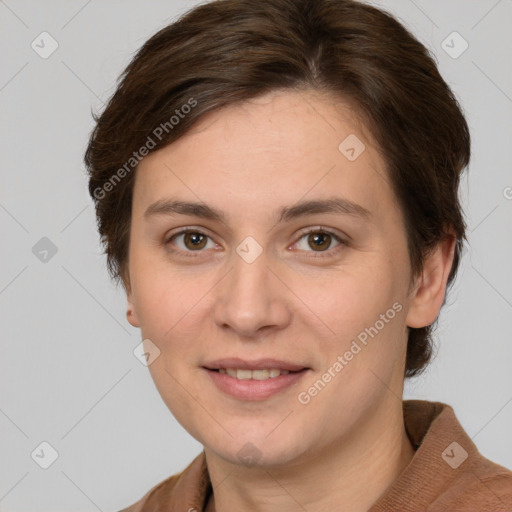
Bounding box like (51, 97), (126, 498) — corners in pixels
(164, 227), (347, 259)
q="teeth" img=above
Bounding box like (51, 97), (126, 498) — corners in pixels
(218, 368), (291, 380)
(236, 369), (252, 380)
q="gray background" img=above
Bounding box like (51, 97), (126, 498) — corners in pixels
(1, 0), (511, 510)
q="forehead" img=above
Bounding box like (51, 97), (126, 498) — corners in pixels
(133, 89), (395, 224)
(181, 89), (374, 163)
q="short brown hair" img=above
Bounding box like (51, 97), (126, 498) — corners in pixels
(84, 0), (470, 378)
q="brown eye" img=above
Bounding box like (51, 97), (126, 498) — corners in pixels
(307, 232), (332, 251)
(166, 229), (216, 254)
(293, 228), (345, 258)
(183, 232), (207, 250)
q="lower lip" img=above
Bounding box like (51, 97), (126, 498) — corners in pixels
(204, 368), (309, 401)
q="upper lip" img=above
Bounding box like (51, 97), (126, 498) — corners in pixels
(203, 358), (308, 372)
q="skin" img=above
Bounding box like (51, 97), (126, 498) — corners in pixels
(125, 89), (455, 512)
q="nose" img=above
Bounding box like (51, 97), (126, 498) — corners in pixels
(213, 251), (292, 339)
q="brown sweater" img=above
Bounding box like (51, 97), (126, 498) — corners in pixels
(119, 400), (512, 511)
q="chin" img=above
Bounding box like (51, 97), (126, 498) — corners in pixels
(205, 433), (309, 469)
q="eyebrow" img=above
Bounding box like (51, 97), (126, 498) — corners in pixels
(143, 197), (371, 223)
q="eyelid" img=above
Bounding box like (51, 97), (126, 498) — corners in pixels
(164, 226), (214, 244)
(289, 226), (347, 257)
(164, 227), (220, 257)
(293, 225), (348, 244)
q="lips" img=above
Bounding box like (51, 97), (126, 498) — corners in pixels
(203, 357), (308, 372)
(202, 357), (311, 400)
(204, 363), (309, 400)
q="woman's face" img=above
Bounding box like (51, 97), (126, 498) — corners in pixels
(125, 89), (420, 466)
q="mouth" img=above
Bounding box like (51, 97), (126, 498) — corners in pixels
(202, 358), (310, 400)
(203, 357), (309, 372)
(207, 367), (302, 380)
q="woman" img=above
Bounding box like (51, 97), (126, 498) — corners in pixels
(84, 0), (512, 510)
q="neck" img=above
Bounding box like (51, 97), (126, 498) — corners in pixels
(204, 396), (416, 512)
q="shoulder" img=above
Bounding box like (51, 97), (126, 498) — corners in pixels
(378, 400), (512, 511)
(117, 472), (182, 512)
(450, 459), (512, 512)
(116, 451), (209, 512)
(444, 460), (512, 511)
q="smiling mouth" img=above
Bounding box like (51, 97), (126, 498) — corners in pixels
(202, 358), (310, 399)
(208, 368), (304, 380)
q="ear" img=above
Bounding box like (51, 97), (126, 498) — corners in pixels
(406, 234), (457, 329)
(124, 271), (140, 328)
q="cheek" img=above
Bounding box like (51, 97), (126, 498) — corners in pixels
(133, 283), (171, 338)
(130, 249), (198, 335)
(295, 263), (407, 375)
(131, 269), (217, 373)
(297, 262), (397, 329)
